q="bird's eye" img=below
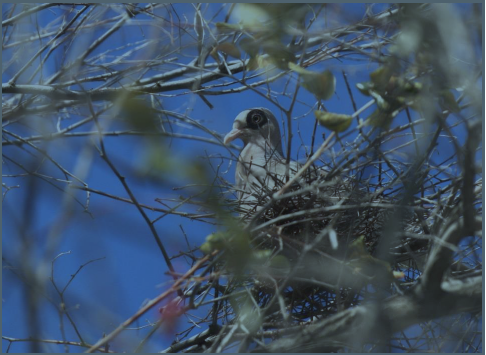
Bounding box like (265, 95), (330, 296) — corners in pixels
(252, 114), (262, 124)
(246, 109), (267, 130)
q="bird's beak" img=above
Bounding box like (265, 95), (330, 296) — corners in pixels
(223, 128), (243, 145)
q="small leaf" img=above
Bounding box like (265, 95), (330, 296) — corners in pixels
(356, 82), (373, 96)
(348, 235), (368, 258)
(289, 63), (335, 100)
(215, 22), (241, 33)
(347, 236), (400, 283)
(239, 298), (262, 333)
(199, 242), (213, 254)
(302, 70), (336, 100)
(121, 99), (158, 131)
(288, 61), (311, 75)
(370, 66), (392, 91)
(234, 4), (269, 27)
(146, 149), (173, 174)
(252, 249), (273, 261)
(393, 271), (405, 279)
(412, 81), (423, 92)
(216, 42), (241, 59)
(200, 233), (226, 254)
(269, 255), (291, 276)
(261, 41), (296, 69)
(366, 108), (398, 129)
(246, 56), (259, 71)
(396, 96), (407, 105)
(184, 161), (208, 183)
(403, 80), (422, 94)
(369, 91), (390, 111)
(210, 47), (220, 64)
(239, 37), (260, 57)
(409, 94), (427, 112)
(315, 111), (352, 132)
(439, 90), (460, 113)
(254, 54), (271, 69)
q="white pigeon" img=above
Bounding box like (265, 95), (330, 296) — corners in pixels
(223, 108), (301, 216)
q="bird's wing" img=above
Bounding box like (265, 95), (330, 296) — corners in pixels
(235, 155), (302, 200)
(233, 143), (320, 218)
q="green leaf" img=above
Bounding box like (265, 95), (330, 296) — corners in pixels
(269, 255), (290, 272)
(238, 295), (262, 333)
(348, 235), (368, 258)
(234, 4), (269, 27)
(289, 63), (336, 100)
(439, 90), (460, 113)
(210, 47), (221, 64)
(268, 255), (291, 278)
(347, 235), (403, 282)
(369, 66), (392, 91)
(239, 37), (260, 57)
(369, 91), (390, 111)
(366, 108), (399, 129)
(367, 109), (389, 128)
(356, 82), (373, 96)
(200, 232), (227, 254)
(246, 56), (259, 71)
(199, 241), (214, 254)
(215, 22), (241, 33)
(314, 111), (353, 132)
(252, 249), (273, 261)
(254, 54), (271, 69)
(145, 149), (173, 174)
(302, 70), (335, 100)
(288, 61), (310, 75)
(120, 99), (158, 131)
(261, 41), (296, 69)
(184, 161), (209, 183)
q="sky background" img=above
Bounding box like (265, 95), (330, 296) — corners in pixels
(2, 3), (481, 353)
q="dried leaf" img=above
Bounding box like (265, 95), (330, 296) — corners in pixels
(216, 42), (241, 59)
(393, 271), (406, 279)
(210, 47), (220, 64)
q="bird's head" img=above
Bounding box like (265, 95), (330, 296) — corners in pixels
(223, 108), (284, 155)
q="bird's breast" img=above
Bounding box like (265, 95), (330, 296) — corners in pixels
(235, 143), (298, 196)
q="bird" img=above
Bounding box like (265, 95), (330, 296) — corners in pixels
(223, 108), (301, 217)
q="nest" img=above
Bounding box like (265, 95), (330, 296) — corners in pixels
(238, 168), (421, 255)
(217, 167), (429, 326)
